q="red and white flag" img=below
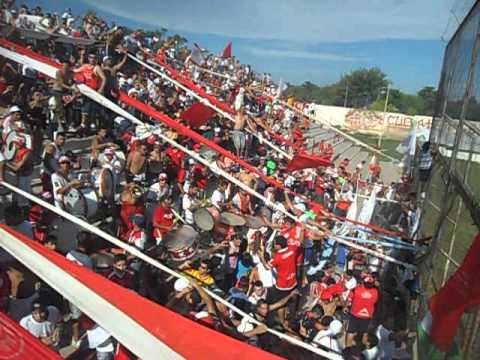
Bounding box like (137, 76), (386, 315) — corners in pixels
(285, 152), (331, 172)
(222, 42), (232, 58)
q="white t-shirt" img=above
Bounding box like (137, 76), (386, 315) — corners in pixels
(20, 306), (61, 339)
(363, 346), (380, 360)
(376, 325), (395, 360)
(51, 171), (72, 208)
(311, 330), (341, 352)
(182, 194), (195, 225)
(87, 326), (115, 353)
(211, 189), (225, 209)
(147, 182), (171, 202)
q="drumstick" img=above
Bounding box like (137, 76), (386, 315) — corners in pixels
(171, 209), (185, 224)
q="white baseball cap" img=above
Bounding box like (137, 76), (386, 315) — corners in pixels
(9, 105), (22, 114)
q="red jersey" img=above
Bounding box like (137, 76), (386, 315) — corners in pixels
(350, 285), (379, 319)
(153, 205), (174, 234)
(120, 203), (144, 233)
(270, 248), (298, 290)
(78, 64), (99, 90)
(166, 147), (184, 167)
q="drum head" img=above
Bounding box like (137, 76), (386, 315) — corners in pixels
(220, 212), (246, 227)
(98, 168), (114, 200)
(164, 225), (198, 249)
(63, 188), (88, 217)
(193, 208), (215, 231)
(244, 215), (266, 229)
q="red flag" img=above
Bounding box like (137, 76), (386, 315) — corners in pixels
(180, 101), (216, 128)
(429, 233), (480, 351)
(222, 42), (232, 58)
(285, 152), (331, 172)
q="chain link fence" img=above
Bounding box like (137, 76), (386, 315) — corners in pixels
(416, 2), (480, 359)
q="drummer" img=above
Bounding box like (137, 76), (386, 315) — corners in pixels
(152, 197), (174, 246)
(182, 185), (201, 226)
(51, 155), (83, 209)
(91, 127), (118, 168)
(210, 180), (228, 210)
(41, 132), (66, 192)
(102, 147), (123, 189)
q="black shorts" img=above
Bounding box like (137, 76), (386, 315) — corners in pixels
(347, 314), (371, 334)
(266, 286), (293, 304)
(419, 169), (431, 182)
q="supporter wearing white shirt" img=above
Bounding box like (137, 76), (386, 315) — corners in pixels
(311, 317), (343, 353)
(147, 173), (172, 202)
(211, 181), (227, 210)
(376, 324), (395, 360)
(182, 186), (199, 225)
(248, 281), (268, 305)
(362, 332), (381, 359)
(87, 325), (115, 358)
(20, 303), (61, 346)
(51, 156), (78, 209)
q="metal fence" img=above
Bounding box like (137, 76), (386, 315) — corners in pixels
(416, 1), (480, 358)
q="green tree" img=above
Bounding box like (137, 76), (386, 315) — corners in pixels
(336, 68), (389, 108)
(417, 86), (437, 115)
(368, 99), (398, 112)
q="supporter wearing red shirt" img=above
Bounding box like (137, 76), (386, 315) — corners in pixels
(369, 162), (382, 182)
(193, 163), (208, 190)
(346, 275), (379, 345)
(152, 198), (174, 244)
(268, 236), (300, 294)
(267, 236), (300, 326)
(165, 146), (184, 167)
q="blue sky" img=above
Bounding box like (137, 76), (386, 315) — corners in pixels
(25, 0), (474, 93)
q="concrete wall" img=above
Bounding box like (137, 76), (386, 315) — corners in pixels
(309, 104), (432, 140)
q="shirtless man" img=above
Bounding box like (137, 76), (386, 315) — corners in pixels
(231, 88), (247, 158)
(101, 48), (127, 100)
(90, 127), (117, 167)
(126, 144), (148, 183)
(50, 60), (74, 131)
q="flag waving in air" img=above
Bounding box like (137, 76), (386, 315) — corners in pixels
(418, 233), (480, 359)
(222, 42), (232, 58)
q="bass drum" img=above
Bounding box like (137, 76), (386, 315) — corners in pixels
(193, 207), (220, 232)
(49, 217), (84, 254)
(163, 225), (199, 262)
(2, 131), (32, 161)
(91, 167), (114, 201)
(62, 186), (99, 219)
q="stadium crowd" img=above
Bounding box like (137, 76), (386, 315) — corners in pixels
(0, 1), (420, 359)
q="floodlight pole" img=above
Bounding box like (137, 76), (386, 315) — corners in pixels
(378, 84), (390, 149)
